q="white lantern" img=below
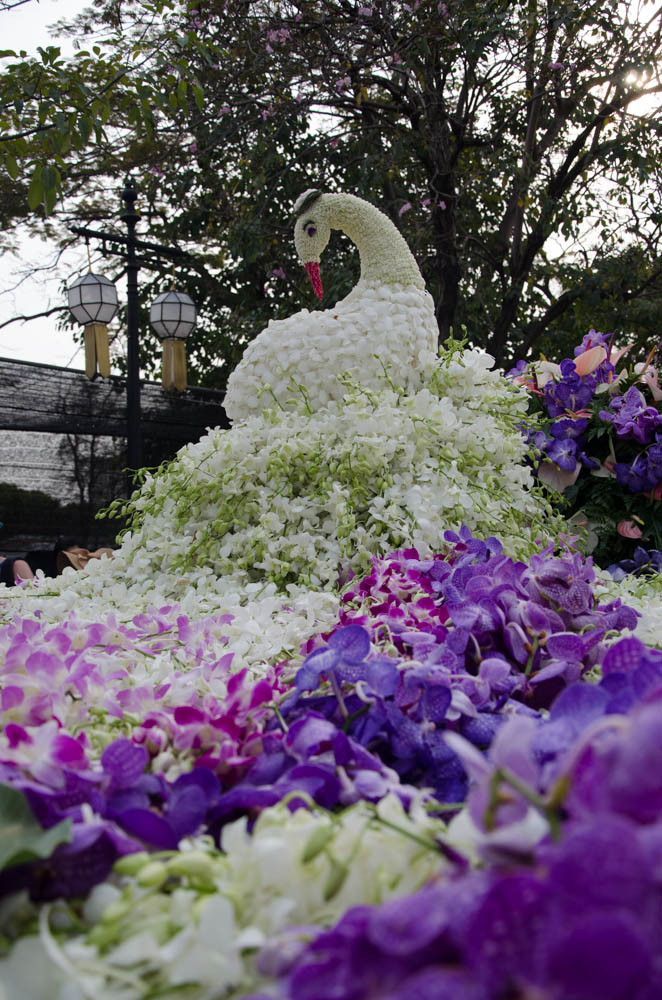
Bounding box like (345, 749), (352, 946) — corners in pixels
(67, 272), (119, 325)
(149, 291), (197, 340)
(67, 272), (119, 379)
(150, 291), (197, 391)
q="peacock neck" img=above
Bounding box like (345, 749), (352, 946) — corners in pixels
(324, 194), (425, 289)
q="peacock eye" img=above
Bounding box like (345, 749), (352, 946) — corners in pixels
(305, 223), (317, 237)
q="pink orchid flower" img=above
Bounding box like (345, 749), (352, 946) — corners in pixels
(574, 344), (607, 376)
(640, 368), (662, 401)
(608, 342), (635, 367)
(617, 520), (643, 539)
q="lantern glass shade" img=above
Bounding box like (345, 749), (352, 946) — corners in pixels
(149, 291), (197, 340)
(67, 272), (119, 325)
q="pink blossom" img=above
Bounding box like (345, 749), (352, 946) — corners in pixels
(217, 106), (231, 117)
(336, 76), (352, 92)
(617, 520), (643, 539)
(574, 344), (607, 376)
(609, 341), (635, 367)
(639, 364), (662, 402)
(398, 201), (412, 217)
(189, 141), (198, 154)
(548, 61), (564, 70)
(330, 137), (339, 149)
(270, 267), (287, 280)
(267, 27), (290, 44)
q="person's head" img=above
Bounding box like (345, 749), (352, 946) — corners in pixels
(54, 537), (91, 574)
(54, 536), (87, 554)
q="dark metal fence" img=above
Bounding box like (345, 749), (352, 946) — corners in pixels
(0, 357), (229, 550)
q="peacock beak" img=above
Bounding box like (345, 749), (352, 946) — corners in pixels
(305, 261), (323, 301)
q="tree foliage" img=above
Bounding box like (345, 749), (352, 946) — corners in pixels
(1, 0), (662, 384)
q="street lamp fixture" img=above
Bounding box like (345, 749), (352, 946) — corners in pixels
(70, 178), (193, 476)
(149, 290), (197, 391)
(67, 272), (119, 378)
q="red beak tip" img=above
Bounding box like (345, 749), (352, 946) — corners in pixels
(305, 261), (323, 301)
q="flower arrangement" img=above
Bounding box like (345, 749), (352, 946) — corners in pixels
(0, 523), (653, 996)
(4, 187), (662, 998)
(509, 330), (662, 572)
(0, 522), (661, 999)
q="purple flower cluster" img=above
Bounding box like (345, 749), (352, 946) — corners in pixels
(513, 331), (662, 490)
(607, 546), (662, 581)
(257, 827), (659, 1000)
(0, 712), (412, 902)
(533, 350), (612, 479)
(0, 738), (224, 900)
(255, 637), (662, 1000)
(282, 529), (637, 802)
(544, 358), (596, 417)
(210, 712), (415, 831)
(0, 531), (642, 921)
(596, 386), (662, 493)
(600, 386), (662, 445)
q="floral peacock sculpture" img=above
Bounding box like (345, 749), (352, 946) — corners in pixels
(223, 190), (439, 422)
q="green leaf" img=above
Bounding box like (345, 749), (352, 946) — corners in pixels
(5, 155), (19, 180)
(78, 116), (92, 143)
(41, 165), (57, 191)
(0, 784), (71, 871)
(27, 167), (44, 210)
(193, 85), (204, 111)
(44, 185), (57, 215)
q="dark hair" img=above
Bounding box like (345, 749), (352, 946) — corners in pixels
(54, 536), (86, 553)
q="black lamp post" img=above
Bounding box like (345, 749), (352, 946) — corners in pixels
(120, 180), (142, 472)
(70, 178), (192, 478)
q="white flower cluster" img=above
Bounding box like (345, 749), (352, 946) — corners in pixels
(597, 568), (662, 650)
(0, 342), (560, 689)
(223, 283), (439, 421)
(113, 345), (558, 598)
(0, 796), (449, 1000)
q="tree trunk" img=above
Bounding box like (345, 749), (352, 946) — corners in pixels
(432, 198), (462, 345)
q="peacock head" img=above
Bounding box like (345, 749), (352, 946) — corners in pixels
(293, 189), (330, 301)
